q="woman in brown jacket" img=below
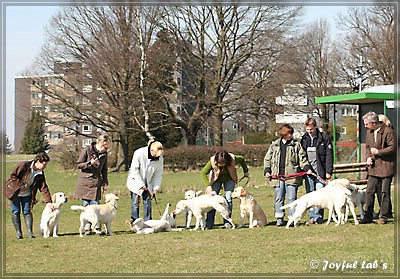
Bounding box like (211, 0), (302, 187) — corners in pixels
(75, 134), (111, 206)
(5, 152), (53, 239)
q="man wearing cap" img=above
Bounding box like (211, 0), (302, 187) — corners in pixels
(127, 140), (164, 223)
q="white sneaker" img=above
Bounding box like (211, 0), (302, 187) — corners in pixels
(224, 223), (232, 229)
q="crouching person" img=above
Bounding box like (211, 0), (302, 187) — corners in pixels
(4, 152), (54, 239)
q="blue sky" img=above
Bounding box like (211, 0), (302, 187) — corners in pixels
(3, 5), (351, 145)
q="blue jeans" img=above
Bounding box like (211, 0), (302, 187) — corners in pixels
(305, 175), (325, 221)
(274, 181), (298, 219)
(82, 199), (99, 206)
(11, 195), (32, 215)
(206, 180), (235, 228)
(131, 191), (152, 221)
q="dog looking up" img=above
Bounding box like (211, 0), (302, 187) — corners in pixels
(231, 186), (268, 228)
(39, 192), (67, 238)
(70, 193), (119, 237)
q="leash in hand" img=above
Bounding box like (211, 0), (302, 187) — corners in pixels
(152, 193), (162, 217)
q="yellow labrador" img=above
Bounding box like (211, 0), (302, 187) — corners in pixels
(39, 192), (67, 238)
(71, 193), (119, 237)
(231, 186), (268, 228)
(126, 203), (183, 234)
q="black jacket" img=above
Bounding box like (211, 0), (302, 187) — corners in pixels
(300, 130), (333, 179)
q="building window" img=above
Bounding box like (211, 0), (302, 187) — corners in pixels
(83, 85), (92, 93)
(82, 139), (92, 147)
(82, 125), (92, 134)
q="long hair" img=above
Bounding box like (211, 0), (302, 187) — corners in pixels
(213, 151), (233, 166)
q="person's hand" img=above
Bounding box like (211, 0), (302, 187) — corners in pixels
(47, 203), (56, 211)
(326, 173), (332, 179)
(306, 169), (313, 175)
(153, 189), (158, 195)
(367, 157), (374, 165)
(90, 157), (100, 167)
(265, 173), (271, 178)
(243, 173), (249, 178)
(370, 148), (379, 155)
(102, 184), (108, 191)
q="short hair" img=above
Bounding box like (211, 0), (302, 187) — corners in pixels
(150, 141), (163, 157)
(304, 117), (317, 127)
(278, 124), (294, 137)
(34, 152), (50, 163)
(97, 134), (111, 143)
(362, 111), (379, 124)
(214, 151), (233, 166)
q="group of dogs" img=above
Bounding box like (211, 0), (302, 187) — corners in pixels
(37, 178), (367, 238)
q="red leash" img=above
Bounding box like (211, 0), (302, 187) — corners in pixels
(269, 172), (327, 184)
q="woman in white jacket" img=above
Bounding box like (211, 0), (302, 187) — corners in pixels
(127, 141), (164, 222)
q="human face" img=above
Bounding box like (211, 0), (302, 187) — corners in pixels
(97, 141), (110, 152)
(34, 160), (48, 171)
(305, 125), (317, 137)
(363, 119), (379, 131)
(150, 145), (163, 158)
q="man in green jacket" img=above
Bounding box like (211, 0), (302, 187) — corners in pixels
(201, 151), (249, 229)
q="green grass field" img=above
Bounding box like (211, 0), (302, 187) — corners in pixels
(3, 155), (397, 276)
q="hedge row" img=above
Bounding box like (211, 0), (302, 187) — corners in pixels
(163, 144), (270, 171)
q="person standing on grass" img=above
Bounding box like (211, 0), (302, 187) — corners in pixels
(127, 140), (164, 224)
(300, 117), (333, 225)
(264, 124), (312, 227)
(5, 152), (54, 239)
(75, 133), (111, 234)
(360, 111), (396, 225)
(201, 150), (249, 229)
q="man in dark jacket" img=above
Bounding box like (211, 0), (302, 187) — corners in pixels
(361, 111), (396, 224)
(300, 118), (333, 225)
(5, 152), (53, 239)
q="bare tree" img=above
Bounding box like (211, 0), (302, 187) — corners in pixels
(27, 5), (167, 171)
(163, 6), (304, 145)
(337, 6), (394, 86)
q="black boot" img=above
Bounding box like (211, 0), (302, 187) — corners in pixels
(11, 214), (23, 239)
(23, 213), (35, 238)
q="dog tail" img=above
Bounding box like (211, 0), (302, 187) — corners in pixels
(70, 205), (86, 212)
(161, 203), (171, 221)
(280, 200), (298, 210)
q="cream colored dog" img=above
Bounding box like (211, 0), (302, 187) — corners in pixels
(39, 192), (68, 238)
(183, 190), (203, 228)
(126, 203), (183, 234)
(232, 186), (268, 228)
(281, 179), (354, 229)
(71, 193), (119, 237)
(173, 192), (235, 230)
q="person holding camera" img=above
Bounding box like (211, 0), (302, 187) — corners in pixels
(126, 140), (164, 223)
(75, 134), (111, 205)
(5, 152), (53, 239)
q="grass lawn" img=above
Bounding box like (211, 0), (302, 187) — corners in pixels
(2, 155), (397, 276)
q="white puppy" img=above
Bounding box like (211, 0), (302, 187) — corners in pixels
(39, 192), (67, 238)
(183, 190), (202, 228)
(232, 186), (268, 228)
(173, 193), (235, 230)
(281, 179), (354, 229)
(126, 203), (183, 234)
(71, 193), (119, 237)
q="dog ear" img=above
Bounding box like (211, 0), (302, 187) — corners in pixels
(240, 188), (246, 196)
(51, 194), (56, 203)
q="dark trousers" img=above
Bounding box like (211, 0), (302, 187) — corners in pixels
(365, 175), (393, 221)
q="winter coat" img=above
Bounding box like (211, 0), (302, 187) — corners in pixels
(4, 160), (52, 208)
(75, 143), (109, 201)
(126, 145), (163, 195)
(365, 124), (396, 177)
(264, 138), (311, 187)
(201, 153), (248, 186)
(300, 129), (334, 179)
